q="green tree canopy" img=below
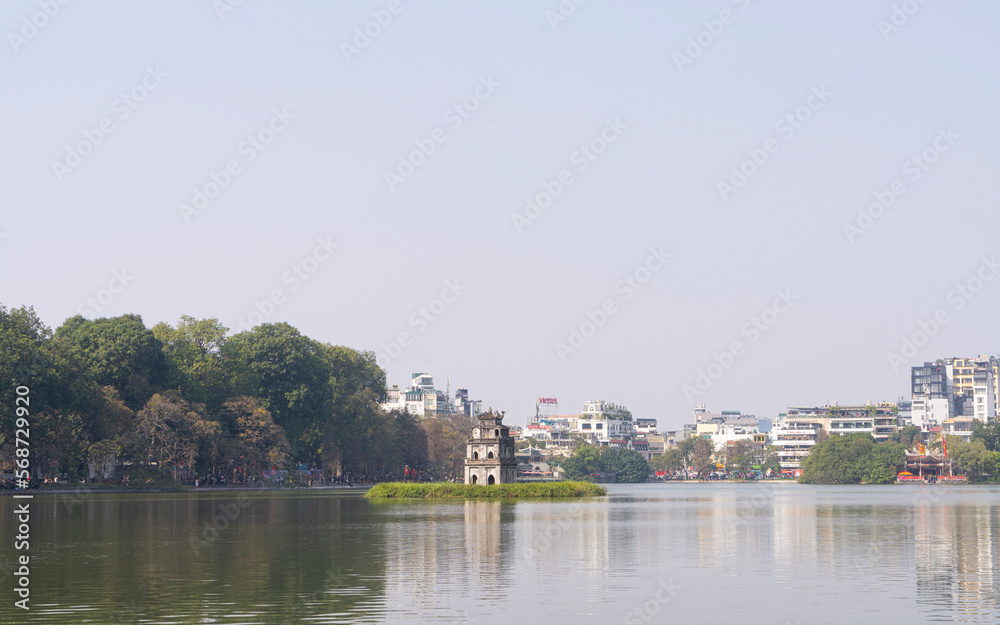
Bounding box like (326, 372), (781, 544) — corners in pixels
(801, 433), (890, 484)
(563, 445), (649, 482)
(55, 313), (169, 410)
(223, 323), (333, 459)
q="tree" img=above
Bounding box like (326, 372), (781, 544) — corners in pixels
(947, 436), (997, 482)
(130, 393), (219, 481)
(890, 424), (923, 448)
(762, 446), (782, 475)
(601, 448), (649, 483)
(219, 396), (290, 480)
(863, 442), (906, 484)
(0, 305), (55, 451)
(691, 437), (716, 476)
(224, 324), (333, 460)
(800, 433), (877, 484)
(563, 444), (604, 480)
(649, 449), (683, 473)
(153, 316), (234, 410)
(420, 414), (475, 480)
(724, 440), (756, 475)
(971, 420), (1000, 452)
(55, 314), (169, 410)
(315, 343), (388, 475)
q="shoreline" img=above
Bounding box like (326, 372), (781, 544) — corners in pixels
(0, 484), (373, 496)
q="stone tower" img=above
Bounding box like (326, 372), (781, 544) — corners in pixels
(464, 409), (517, 485)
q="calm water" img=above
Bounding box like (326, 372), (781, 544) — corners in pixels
(0, 483), (998, 624)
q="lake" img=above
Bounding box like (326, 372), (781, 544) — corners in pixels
(0, 483), (998, 624)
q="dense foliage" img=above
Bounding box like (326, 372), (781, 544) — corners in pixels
(0, 305), (452, 483)
(366, 481), (606, 498)
(800, 433), (906, 484)
(946, 432), (1000, 482)
(563, 445), (649, 483)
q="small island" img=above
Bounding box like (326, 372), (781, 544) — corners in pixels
(365, 481), (606, 498)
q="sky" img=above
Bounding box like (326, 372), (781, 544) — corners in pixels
(2, 1), (999, 431)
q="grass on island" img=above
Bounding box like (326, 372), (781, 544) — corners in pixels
(365, 481), (606, 499)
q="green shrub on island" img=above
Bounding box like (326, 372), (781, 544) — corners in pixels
(365, 481), (606, 498)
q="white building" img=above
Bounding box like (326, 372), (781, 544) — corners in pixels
(709, 423), (761, 451)
(771, 413), (826, 471)
(911, 397), (950, 431)
(382, 373), (479, 418)
(635, 418), (658, 435)
(576, 400), (634, 444)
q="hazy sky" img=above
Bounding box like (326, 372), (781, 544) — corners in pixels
(3, 1), (998, 430)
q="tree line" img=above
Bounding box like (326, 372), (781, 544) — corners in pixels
(0, 305), (472, 484)
(800, 423), (1000, 484)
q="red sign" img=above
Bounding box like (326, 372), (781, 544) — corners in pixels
(537, 397), (557, 404)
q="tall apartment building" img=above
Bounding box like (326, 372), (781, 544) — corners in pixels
(911, 362), (952, 430)
(948, 356), (996, 421)
(911, 356), (997, 430)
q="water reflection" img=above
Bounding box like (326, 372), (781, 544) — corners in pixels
(0, 485), (998, 624)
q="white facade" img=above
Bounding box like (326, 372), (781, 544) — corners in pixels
(709, 423), (760, 451)
(576, 417), (633, 443)
(973, 379), (995, 421)
(576, 400), (633, 444)
(381, 372), (479, 418)
(771, 418), (824, 470)
(911, 397), (950, 430)
(582, 400), (630, 420)
(635, 418), (658, 435)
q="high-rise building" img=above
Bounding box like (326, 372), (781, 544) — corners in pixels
(911, 356), (997, 429)
(911, 362), (952, 430)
